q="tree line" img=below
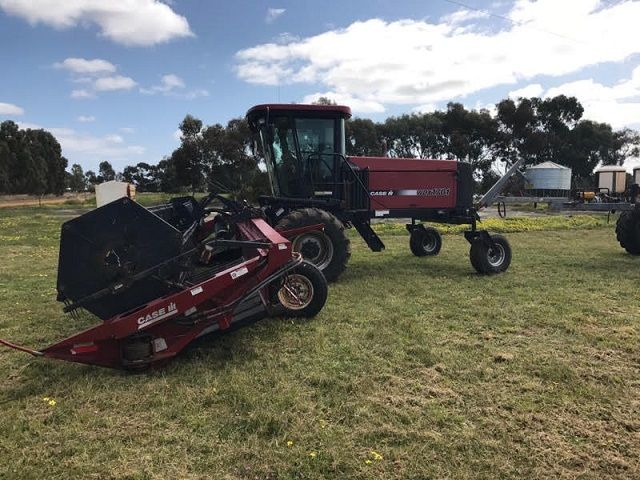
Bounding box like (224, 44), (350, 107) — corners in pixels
(61, 115), (269, 200)
(0, 121), (68, 195)
(1, 94), (639, 197)
(345, 96), (639, 189)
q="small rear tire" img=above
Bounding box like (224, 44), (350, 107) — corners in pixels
(409, 226), (442, 257)
(470, 234), (512, 274)
(277, 261), (328, 318)
(615, 210), (640, 254)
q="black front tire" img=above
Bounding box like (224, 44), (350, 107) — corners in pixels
(277, 261), (328, 318)
(615, 210), (640, 254)
(276, 208), (350, 282)
(470, 234), (512, 274)
(409, 226), (442, 257)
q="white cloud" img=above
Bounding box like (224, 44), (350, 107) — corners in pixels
(0, 102), (24, 115)
(302, 91), (385, 113)
(105, 134), (124, 144)
(54, 58), (116, 75)
(140, 73), (185, 94)
(120, 127), (135, 134)
(140, 73), (209, 99)
(16, 123), (146, 167)
(70, 89), (95, 99)
(236, 61), (293, 86)
(50, 128), (145, 159)
(472, 100), (498, 116)
(275, 32), (299, 44)
(440, 9), (489, 25)
(180, 88), (209, 100)
(266, 8), (285, 23)
(412, 103), (438, 113)
(94, 75), (137, 91)
(159, 73), (184, 89)
(56, 57), (137, 97)
(544, 67), (640, 129)
(16, 121), (42, 130)
(0, 0), (193, 46)
(236, 0), (640, 120)
(508, 83), (544, 99)
(77, 115), (96, 122)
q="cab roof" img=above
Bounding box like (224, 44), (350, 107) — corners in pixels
(246, 103), (352, 119)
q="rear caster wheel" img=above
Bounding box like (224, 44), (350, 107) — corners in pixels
(470, 234), (512, 274)
(276, 261), (328, 318)
(409, 226), (442, 256)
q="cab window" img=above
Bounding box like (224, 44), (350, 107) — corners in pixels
(270, 116), (304, 197)
(295, 118), (336, 188)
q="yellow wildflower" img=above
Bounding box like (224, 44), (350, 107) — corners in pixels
(365, 460), (372, 465)
(370, 451), (383, 461)
(287, 440), (294, 447)
(42, 397), (50, 402)
(48, 399), (56, 406)
(309, 452), (317, 458)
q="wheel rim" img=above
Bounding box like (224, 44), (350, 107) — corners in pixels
(487, 243), (506, 267)
(422, 234), (437, 253)
(292, 233), (334, 270)
(277, 273), (314, 310)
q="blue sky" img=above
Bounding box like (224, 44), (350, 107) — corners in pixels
(1, 0), (639, 172)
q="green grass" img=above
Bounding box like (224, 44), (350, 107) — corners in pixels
(1, 209), (639, 479)
(373, 213), (611, 235)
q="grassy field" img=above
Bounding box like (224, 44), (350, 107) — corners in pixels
(1, 207), (639, 479)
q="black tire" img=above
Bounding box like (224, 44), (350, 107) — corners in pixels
(276, 208), (350, 282)
(121, 337), (153, 369)
(615, 211), (640, 255)
(277, 261), (328, 318)
(409, 226), (442, 257)
(470, 234), (512, 274)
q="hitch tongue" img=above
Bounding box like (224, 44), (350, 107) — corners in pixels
(0, 338), (44, 356)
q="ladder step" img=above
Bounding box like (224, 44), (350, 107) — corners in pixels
(353, 221), (385, 252)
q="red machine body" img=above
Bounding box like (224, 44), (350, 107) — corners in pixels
(42, 218), (294, 369)
(349, 157), (459, 210)
(247, 103), (512, 280)
(1, 197), (329, 370)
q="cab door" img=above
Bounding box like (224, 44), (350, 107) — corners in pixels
(294, 117), (340, 199)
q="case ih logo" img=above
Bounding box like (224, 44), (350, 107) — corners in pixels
(370, 190), (394, 196)
(370, 188), (451, 197)
(137, 302), (178, 330)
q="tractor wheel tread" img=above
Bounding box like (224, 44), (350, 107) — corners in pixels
(616, 211), (640, 255)
(276, 208), (350, 282)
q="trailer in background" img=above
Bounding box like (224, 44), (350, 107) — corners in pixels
(487, 163), (640, 255)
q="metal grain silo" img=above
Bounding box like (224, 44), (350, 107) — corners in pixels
(524, 161), (572, 197)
